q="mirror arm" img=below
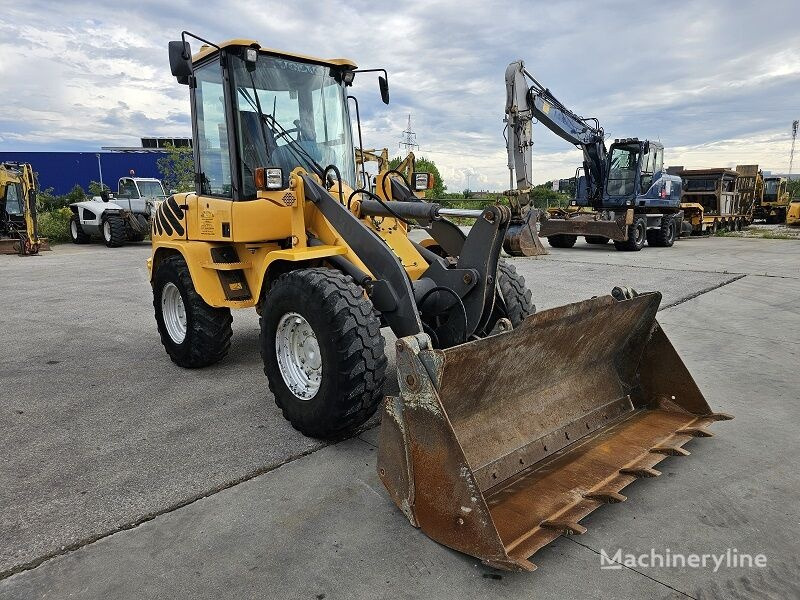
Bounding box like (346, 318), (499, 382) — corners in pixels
(180, 31), (220, 58)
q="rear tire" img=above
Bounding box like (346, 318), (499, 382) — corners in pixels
(584, 235), (608, 245)
(69, 215), (91, 244)
(646, 215), (676, 247)
(547, 234), (577, 248)
(103, 214), (127, 248)
(153, 254), (233, 368)
(614, 216), (646, 251)
(261, 268), (387, 439)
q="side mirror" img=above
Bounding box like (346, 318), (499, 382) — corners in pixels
(169, 40), (193, 85)
(100, 190), (110, 202)
(642, 141), (650, 155)
(379, 75), (389, 105)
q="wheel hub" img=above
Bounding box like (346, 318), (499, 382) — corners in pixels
(275, 312), (322, 400)
(161, 282), (187, 344)
(103, 220), (111, 241)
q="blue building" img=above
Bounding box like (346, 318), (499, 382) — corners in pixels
(0, 138), (192, 195)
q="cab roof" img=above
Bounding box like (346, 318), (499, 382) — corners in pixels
(192, 39), (357, 69)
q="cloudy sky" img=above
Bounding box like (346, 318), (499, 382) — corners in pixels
(1, 0), (798, 191)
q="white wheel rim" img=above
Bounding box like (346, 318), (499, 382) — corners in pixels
(275, 312), (322, 400)
(103, 220), (111, 241)
(161, 282), (187, 344)
(70, 220), (78, 239)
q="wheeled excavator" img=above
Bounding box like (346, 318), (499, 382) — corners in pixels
(504, 61), (684, 252)
(0, 162), (45, 255)
(153, 34), (730, 571)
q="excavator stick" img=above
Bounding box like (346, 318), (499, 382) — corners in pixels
(378, 291), (731, 571)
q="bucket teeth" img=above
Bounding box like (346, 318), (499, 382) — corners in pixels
(707, 412), (734, 422)
(651, 445), (690, 456)
(584, 490), (627, 504)
(620, 466), (662, 478)
(540, 520), (587, 535)
(678, 426), (714, 438)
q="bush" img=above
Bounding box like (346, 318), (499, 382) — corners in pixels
(37, 208), (73, 243)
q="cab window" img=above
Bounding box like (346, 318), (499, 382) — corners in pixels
(194, 61), (232, 197)
(118, 179), (139, 199)
(4, 183), (23, 215)
(606, 145), (640, 197)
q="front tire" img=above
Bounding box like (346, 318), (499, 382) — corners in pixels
(102, 214), (127, 248)
(646, 215), (676, 247)
(261, 268), (387, 439)
(488, 260), (535, 330)
(69, 215), (91, 244)
(547, 234), (577, 248)
(153, 254), (233, 368)
(614, 216), (646, 251)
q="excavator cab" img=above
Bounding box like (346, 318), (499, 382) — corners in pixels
(0, 162), (43, 256)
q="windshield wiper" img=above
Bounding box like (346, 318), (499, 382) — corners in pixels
(238, 84), (324, 179)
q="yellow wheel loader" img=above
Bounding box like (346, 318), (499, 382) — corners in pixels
(0, 162), (46, 255)
(154, 34), (730, 572)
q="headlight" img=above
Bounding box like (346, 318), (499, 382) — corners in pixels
(413, 172), (432, 191)
(255, 167), (284, 191)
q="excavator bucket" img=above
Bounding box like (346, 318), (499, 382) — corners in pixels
(503, 208), (548, 257)
(378, 291), (731, 571)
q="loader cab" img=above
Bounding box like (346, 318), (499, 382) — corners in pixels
(763, 177), (787, 203)
(171, 38), (379, 202)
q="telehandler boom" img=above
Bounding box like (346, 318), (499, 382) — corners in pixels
(154, 35), (730, 571)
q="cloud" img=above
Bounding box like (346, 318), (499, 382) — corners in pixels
(0, 0), (798, 190)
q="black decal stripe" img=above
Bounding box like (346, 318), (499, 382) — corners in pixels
(162, 201), (185, 236)
(154, 211), (163, 235)
(167, 197), (183, 217)
(157, 210), (173, 236)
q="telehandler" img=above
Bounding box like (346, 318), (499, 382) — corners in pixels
(0, 161), (46, 255)
(154, 34), (730, 571)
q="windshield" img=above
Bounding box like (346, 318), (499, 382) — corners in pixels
(764, 179), (780, 200)
(606, 145), (640, 197)
(137, 180), (166, 198)
(231, 54), (356, 198)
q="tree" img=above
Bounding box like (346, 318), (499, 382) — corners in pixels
(388, 155), (446, 199)
(88, 181), (108, 196)
(157, 144), (195, 193)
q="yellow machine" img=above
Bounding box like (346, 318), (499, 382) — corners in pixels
(786, 198), (800, 226)
(152, 34), (729, 571)
(0, 162), (45, 255)
(757, 176), (790, 223)
(355, 148), (417, 194)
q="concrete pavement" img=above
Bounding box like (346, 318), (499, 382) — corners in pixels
(1, 236), (798, 598)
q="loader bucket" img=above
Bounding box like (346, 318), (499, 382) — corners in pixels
(378, 292), (731, 571)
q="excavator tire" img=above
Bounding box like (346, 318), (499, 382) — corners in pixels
(103, 214), (127, 248)
(614, 216), (646, 251)
(153, 254), (233, 368)
(261, 268), (387, 439)
(69, 215), (91, 244)
(547, 234), (577, 248)
(646, 215), (676, 248)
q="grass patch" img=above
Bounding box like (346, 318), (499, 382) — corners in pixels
(37, 208), (72, 243)
(716, 227), (800, 240)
